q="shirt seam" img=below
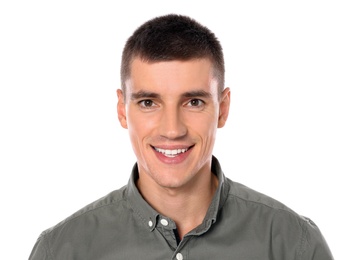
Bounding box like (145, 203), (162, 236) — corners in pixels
(42, 197), (127, 237)
(297, 217), (309, 260)
(227, 192), (308, 260)
(227, 192), (294, 214)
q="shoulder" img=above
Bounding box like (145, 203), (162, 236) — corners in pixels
(223, 178), (333, 259)
(41, 185), (128, 237)
(224, 178), (313, 241)
(29, 186), (132, 259)
(226, 178), (293, 212)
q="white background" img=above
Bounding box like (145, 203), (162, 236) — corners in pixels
(0, 1), (352, 259)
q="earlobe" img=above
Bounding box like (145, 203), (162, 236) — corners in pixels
(117, 89), (128, 129)
(218, 88), (231, 128)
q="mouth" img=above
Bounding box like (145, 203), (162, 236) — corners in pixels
(152, 145), (194, 158)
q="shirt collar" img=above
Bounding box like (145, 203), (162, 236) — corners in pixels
(192, 156), (230, 235)
(126, 163), (159, 231)
(126, 156), (230, 233)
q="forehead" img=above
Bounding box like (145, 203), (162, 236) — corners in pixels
(125, 58), (218, 97)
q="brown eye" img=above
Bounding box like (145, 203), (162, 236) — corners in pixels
(138, 100), (155, 108)
(188, 99), (204, 107)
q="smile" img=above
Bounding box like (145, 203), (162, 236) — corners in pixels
(153, 146), (192, 158)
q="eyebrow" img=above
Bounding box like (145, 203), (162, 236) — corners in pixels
(130, 91), (160, 100)
(130, 89), (212, 100)
(181, 90), (212, 99)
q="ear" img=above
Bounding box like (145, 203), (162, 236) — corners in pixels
(218, 87), (231, 128)
(117, 89), (128, 129)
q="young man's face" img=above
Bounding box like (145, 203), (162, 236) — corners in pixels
(117, 58), (230, 190)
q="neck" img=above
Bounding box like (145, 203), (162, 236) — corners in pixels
(137, 169), (218, 239)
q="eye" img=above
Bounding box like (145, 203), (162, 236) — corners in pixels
(186, 99), (205, 107)
(138, 99), (156, 108)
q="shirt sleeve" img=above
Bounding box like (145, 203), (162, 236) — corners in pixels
(28, 234), (50, 260)
(299, 217), (334, 260)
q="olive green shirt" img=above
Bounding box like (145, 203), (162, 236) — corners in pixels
(29, 157), (333, 259)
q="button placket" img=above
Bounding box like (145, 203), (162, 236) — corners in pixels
(155, 216), (179, 250)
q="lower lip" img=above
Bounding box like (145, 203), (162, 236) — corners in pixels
(153, 147), (193, 164)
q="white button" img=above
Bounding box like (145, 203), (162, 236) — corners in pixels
(176, 253), (183, 260)
(148, 220), (153, 227)
(160, 219), (169, 226)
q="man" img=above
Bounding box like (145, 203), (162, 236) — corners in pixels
(29, 14), (333, 259)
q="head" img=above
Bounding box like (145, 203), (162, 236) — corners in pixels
(117, 14), (230, 192)
(120, 14), (225, 99)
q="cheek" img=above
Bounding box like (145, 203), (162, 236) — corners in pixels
(187, 120), (218, 152)
(126, 112), (157, 140)
(187, 111), (219, 134)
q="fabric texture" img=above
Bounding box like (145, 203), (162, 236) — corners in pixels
(29, 156), (333, 260)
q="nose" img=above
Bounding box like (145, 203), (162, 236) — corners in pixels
(159, 106), (187, 140)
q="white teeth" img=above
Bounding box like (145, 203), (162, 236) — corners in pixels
(154, 147), (188, 157)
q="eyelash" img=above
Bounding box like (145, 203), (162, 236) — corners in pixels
(137, 99), (155, 108)
(186, 99), (205, 107)
(136, 98), (205, 110)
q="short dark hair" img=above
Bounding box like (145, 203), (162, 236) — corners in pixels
(120, 14), (225, 97)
